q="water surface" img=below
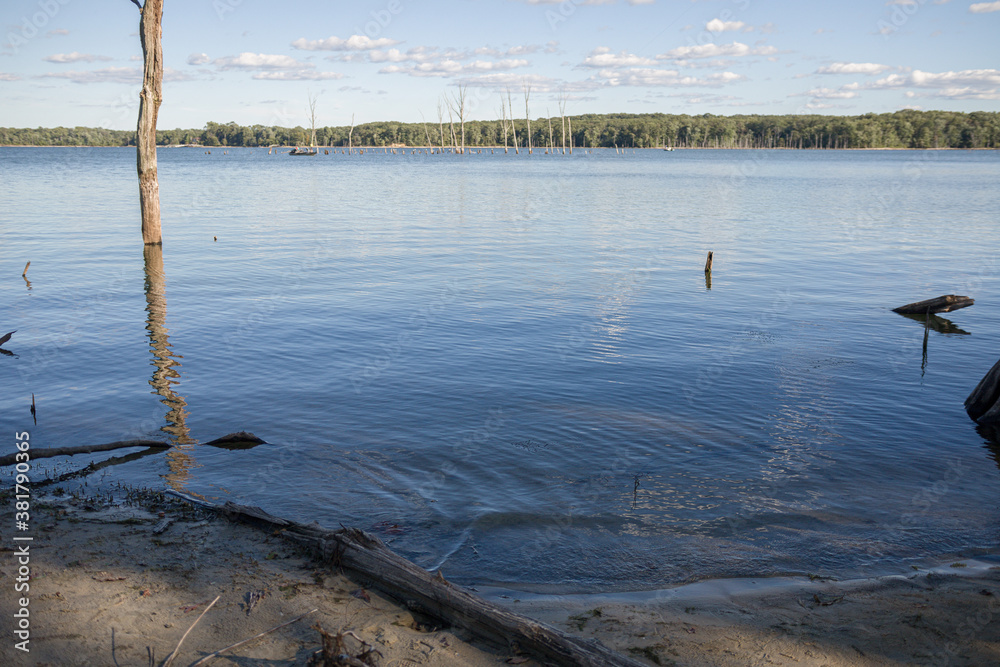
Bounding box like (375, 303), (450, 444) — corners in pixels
(2, 146), (999, 591)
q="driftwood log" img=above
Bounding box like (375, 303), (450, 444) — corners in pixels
(0, 439), (168, 467)
(893, 295), (974, 314)
(168, 491), (644, 667)
(967, 358), (1000, 426)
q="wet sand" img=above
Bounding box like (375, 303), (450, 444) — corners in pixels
(3, 488), (999, 666)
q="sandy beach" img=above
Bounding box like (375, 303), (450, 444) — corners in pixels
(3, 486), (999, 666)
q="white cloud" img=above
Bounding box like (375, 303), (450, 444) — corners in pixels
(593, 67), (744, 87)
(706, 19), (746, 32)
(515, 0), (649, 4)
(580, 47), (656, 68)
(0, 72), (20, 81)
(36, 67), (194, 84)
(457, 72), (560, 93)
(969, 1), (1000, 11)
(868, 68), (1000, 99)
(817, 62), (891, 75)
(379, 59), (530, 77)
(38, 66), (139, 84)
(658, 41), (777, 60)
(43, 52), (112, 64)
(800, 86), (859, 99)
(187, 53), (210, 66)
(885, 0), (918, 4)
(252, 71), (345, 81)
(291, 35), (401, 51)
(214, 53), (311, 71)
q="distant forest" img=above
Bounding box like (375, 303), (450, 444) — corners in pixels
(2, 110), (998, 150)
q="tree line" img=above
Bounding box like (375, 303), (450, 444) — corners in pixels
(2, 110), (998, 149)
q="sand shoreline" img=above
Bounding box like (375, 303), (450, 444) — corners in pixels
(3, 486), (1000, 666)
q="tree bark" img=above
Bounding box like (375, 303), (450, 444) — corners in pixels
(137, 0), (163, 245)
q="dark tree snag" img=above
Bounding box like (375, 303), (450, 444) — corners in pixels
(892, 295), (973, 314)
(704, 250), (713, 273)
(135, 0), (163, 245)
(167, 492), (644, 667)
(966, 358), (1000, 426)
(0, 439), (168, 467)
(203, 431), (267, 449)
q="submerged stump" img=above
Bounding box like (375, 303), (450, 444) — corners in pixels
(966, 358), (1000, 427)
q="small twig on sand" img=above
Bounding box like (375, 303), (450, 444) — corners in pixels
(190, 608), (318, 666)
(162, 595), (220, 667)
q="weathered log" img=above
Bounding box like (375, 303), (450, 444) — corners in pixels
(0, 439), (168, 467)
(892, 295), (973, 314)
(966, 358), (1000, 426)
(166, 492), (644, 667)
(704, 250), (713, 273)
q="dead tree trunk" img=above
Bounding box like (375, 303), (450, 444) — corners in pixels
(135, 0), (163, 245)
(506, 87), (519, 154)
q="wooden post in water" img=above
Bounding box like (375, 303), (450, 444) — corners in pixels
(22, 261), (29, 277)
(704, 251), (714, 274)
(134, 0), (164, 246)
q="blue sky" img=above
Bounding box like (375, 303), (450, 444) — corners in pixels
(2, 0), (999, 130)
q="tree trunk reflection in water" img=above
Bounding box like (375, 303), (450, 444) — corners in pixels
(143, 244), (196, 489)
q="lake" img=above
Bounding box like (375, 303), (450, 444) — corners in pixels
(1, 146), (999, 592)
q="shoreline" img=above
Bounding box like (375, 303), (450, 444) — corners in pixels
(1, 144), (995, 151)
(4, 483), (999, 666)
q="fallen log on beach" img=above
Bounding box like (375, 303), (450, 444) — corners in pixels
(0, 439), (168, 467)
(967, 358), (1000, 427)
(892, 294), (974, 314)
(167, 491), (644, 667)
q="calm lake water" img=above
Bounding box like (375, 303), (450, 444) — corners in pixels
(2, 146), (999, 591)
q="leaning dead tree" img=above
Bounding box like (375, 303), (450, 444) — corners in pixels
(130, 0), (164, 245)
(450, 85), (467, 154)
(347, 113), (355, 155)
(506, 86), (519, 154)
